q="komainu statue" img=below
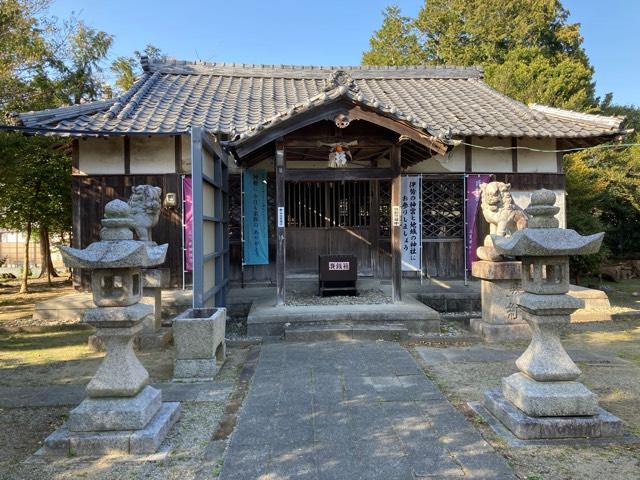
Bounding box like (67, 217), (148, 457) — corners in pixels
(476, 182), (528, 261)
(128, 185), (162, 243)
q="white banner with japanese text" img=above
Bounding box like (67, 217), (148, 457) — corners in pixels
(401, 175), (422, 272)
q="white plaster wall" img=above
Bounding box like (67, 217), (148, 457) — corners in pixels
(517, 138), (558, 173)
(78, 137), (123, 174)
(511, 190), (566, 228)
(471, 136), (512, 172)
(130, 136), (175, 174)
(405, 145), (465, 173)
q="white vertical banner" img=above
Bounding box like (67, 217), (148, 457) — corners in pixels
(401, 175), (422, 271)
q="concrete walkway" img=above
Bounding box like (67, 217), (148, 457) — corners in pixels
(220, 341), (514, 480)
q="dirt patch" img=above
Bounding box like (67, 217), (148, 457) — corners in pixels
(0, 277), (75, 331)
(412, 318), (640, 480)
(0, 346), (252, 480)
(578, 277), (640, 313)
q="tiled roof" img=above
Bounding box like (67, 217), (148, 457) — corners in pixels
(11, 58), (626, 140)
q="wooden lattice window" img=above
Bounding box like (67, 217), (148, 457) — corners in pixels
(379, 180), (391, 237)
(285, 181), (370, 228)
(422, 179), (464, 239)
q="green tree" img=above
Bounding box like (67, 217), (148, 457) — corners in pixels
(362, 6), (423, 66)
(0, 1), (112, 291)
(0, 0), (55, 112)
(111, 44), (163, 92)
(363, 0), (595, 109)
(364, 0), (640, 274)
(58, 22), (113, 104)
(0, 133), (70, 291)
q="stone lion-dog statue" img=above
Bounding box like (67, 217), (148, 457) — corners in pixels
(127, 185), (162, 243)
(476, 181), (528, 261)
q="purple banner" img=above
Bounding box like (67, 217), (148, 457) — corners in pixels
(465, 174), (491, 272)
(183, 176), (193, 272)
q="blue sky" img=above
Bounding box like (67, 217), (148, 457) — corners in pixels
(48, 0), (638, 106)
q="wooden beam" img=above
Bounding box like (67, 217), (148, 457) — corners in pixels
(285, 168), (393, 182)
(174, 135), (182, 173)
(348, 106), (448, 156)
(556, 139), (564, 173)
(511, 137), (518, 172)
(275, 146), (286, 306)
(71, 139), (79, 170)
(123, 136), (130, 174)
(233, 102), (347, 158)
(464, 136), (472, 172)
(391, 145), (402, 303)
(283, 136), (395, 147)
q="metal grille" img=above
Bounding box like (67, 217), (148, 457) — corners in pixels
(421, 179), (464, 239)
(286, 181), (370, 228)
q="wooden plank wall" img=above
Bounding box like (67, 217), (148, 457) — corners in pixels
(72, 174), (185, 289)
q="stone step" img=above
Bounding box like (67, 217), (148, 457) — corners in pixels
(284, 323), (408, 342)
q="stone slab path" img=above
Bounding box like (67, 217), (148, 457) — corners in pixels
(219, 341), (514, 480)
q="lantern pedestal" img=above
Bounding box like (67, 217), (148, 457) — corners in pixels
(470, 260), (530, 342)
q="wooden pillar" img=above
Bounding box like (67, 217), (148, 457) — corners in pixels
(275, 146), (286, 306)
(511, 137), (518, 172)
(391, 145), (402, 303)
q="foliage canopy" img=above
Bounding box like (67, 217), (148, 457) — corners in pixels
(364, 0), (640, 272)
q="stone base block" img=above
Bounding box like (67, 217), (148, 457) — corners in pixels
(469, 318), (530, 342)
(284, 323), (409, 342)
(42, 402), (181, 456)
(174, 358), (219, 380)
(483, 389), (623, 440)
(472, 261), (522, 280)
(502, 372), (598, 417)
(89, 327), (172, 352)
(68, 385), (161, 432)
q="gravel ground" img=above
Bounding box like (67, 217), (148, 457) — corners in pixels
(413, 317), (640, 480)
(285, 288), (391, 306)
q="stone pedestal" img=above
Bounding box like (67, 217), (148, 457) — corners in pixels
(470, 260), (530, 341)
(42, 303), (181, 455)
(141, 268), (169, 331)
(173, 307), (226, 381)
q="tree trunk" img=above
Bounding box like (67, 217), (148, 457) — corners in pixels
(20, 222), (31, 294)
(37, 226), (58, 282)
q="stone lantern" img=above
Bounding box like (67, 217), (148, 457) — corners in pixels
(481, 189), (623, 440)
(41, 199), (180, 456)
